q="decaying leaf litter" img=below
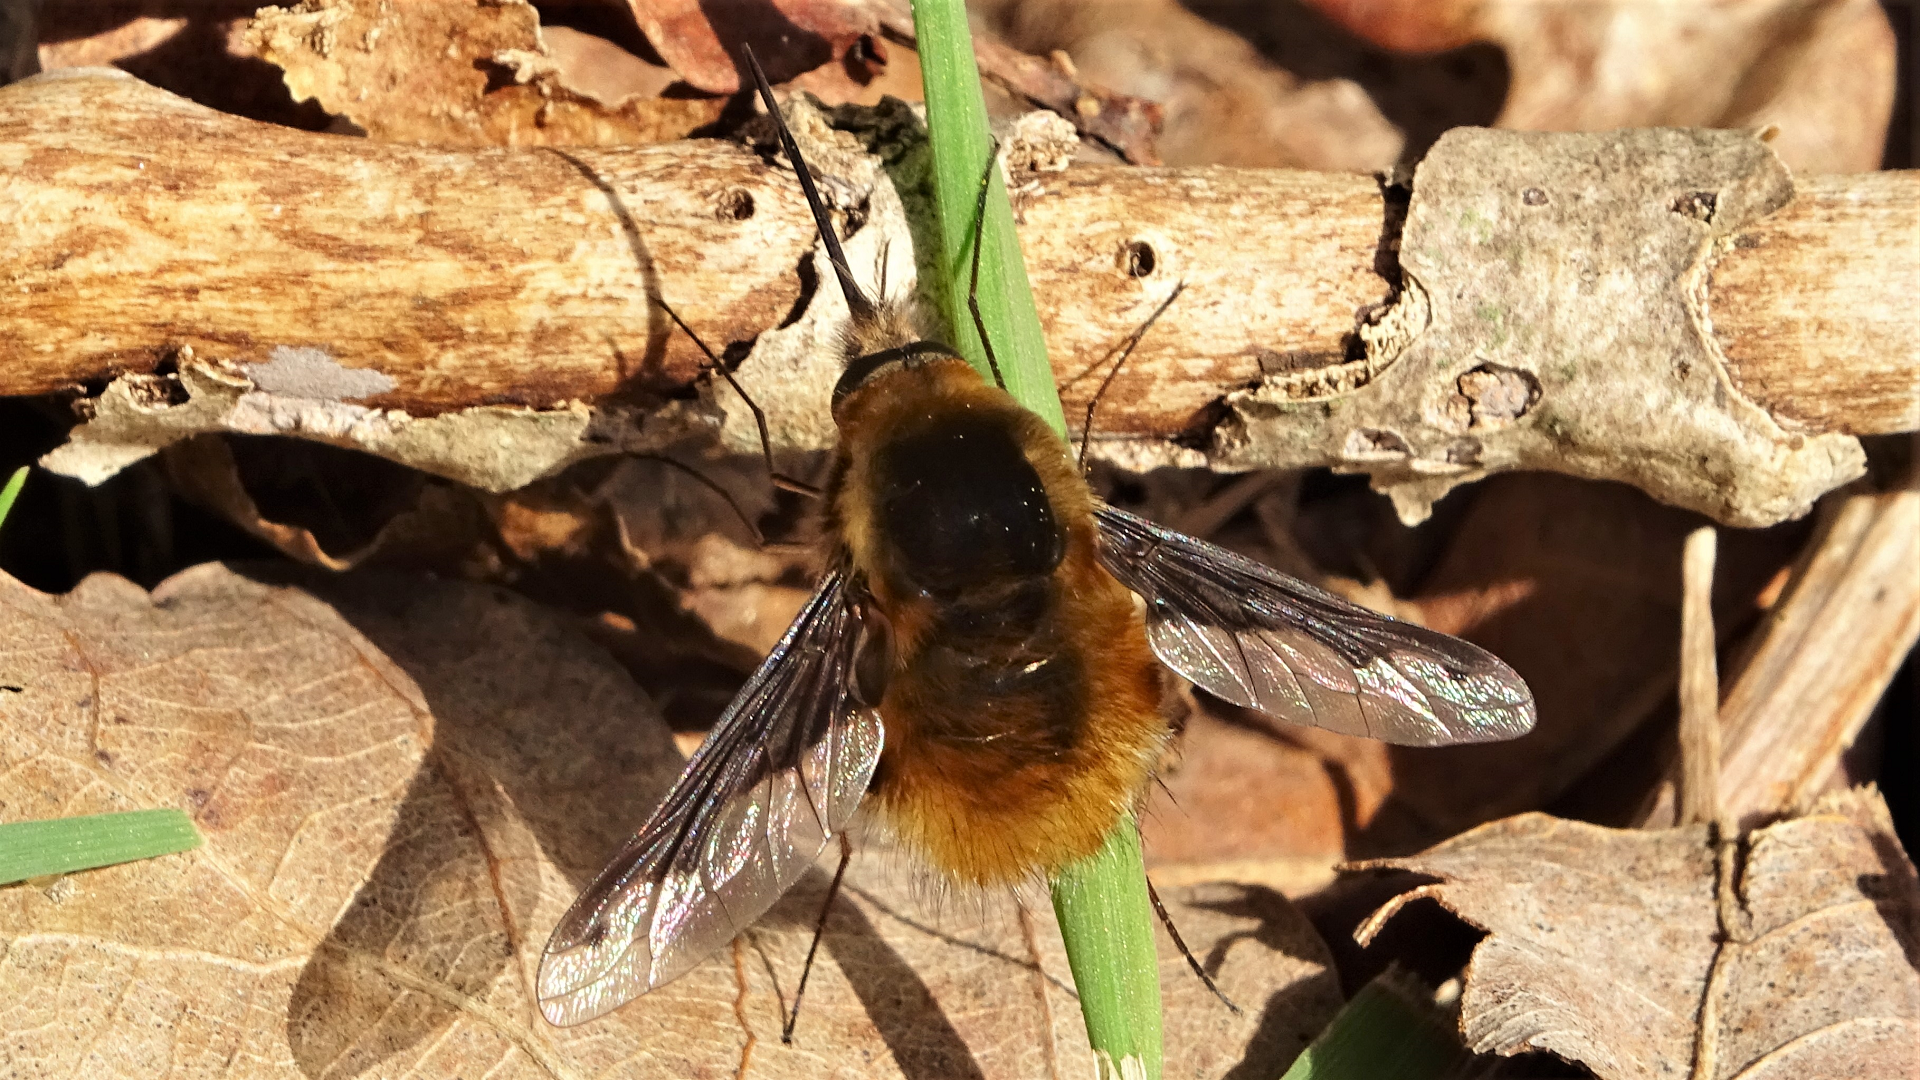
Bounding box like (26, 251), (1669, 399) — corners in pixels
(0, 565), (1339, 1076)
(1, 1), (1914, 1077)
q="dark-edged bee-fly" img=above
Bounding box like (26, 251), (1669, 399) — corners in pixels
(537, 49), (1535, 1029)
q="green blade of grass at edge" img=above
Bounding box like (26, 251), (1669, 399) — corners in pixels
(910, 4), (1161, 1077)
(1279, 970), (1467, 1080)
(0, 470), (204, 885)
(0, 810), (202, 886)
(0, 466), (26, 532)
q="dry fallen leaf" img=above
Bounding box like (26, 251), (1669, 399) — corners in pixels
(1144, 471), (1809, 871)
(597, 454), (817, 657)
(1142, 706), (1396, 895)
(0, 563), (682, 1077)
(536, 24), (679, 107)
(623, 0), (879, 94)
(36, 3), (334, 132)
(981, 0), (1896, 172)
(1352, 789), (1920, 1078)
(0, 564), (1342, 1077)
(1392, 472), (1810, 832)
(160, 435), (497, 573)
(1305, 0), (1898, 172)
(247, 0), (724, 145)
(974, 0), (1410, 170)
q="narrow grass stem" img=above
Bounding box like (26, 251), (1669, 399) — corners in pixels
(911, 3), (1163, 1075)
(910, 0), (1066, 434)
(1050, 820), (1165, 1079)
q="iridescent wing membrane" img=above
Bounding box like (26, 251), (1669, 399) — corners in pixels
(1094, 506), (1534, 746)
(537, 570), (883, 1026)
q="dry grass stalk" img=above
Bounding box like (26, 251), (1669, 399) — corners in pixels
(1642, 466), (1920, 827)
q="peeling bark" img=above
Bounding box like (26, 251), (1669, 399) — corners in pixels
(1211, 127), (1866, 527)
(2, 69), (1908, 519)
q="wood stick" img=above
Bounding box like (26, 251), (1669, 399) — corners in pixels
(1639, 468), (1920, 827)
(1675, 526), (1722, 828)
(2, 70), (1910, 517)
(1711, 173), (1920, 435)
(1711, 474), (1920, 826)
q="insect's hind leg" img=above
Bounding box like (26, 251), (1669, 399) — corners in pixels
(1147, 873), (1241, 1014)
(1078, 283), (1184, 473)
(657, 297), (823, 499)
(782, 834), (853, 1044)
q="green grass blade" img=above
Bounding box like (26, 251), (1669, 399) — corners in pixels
(910, 0), (1066, 436)
(910, 8), (1162, 1074)
(0, 466), (26, 533)
(1050, 820), (1164, 1079)
(0, 809), (203, 885)
(1279, 969), (1467, 1080)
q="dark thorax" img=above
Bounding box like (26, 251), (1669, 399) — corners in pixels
(827, 350), (1085, 758)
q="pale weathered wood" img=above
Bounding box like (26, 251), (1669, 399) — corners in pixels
(1712, 172), (1920, 435)
(7, 70), (1911, 437)
(0, 67), (1387, 442)
(1714, 475), (1920, 826)
(2, 71), (1914, 520)
(1676, 526), (1722, 829)
(0, 68), (813, 415)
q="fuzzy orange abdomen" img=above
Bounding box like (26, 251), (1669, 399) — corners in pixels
(828, 355), (1168, 886)
(867, 542), (1167, 886)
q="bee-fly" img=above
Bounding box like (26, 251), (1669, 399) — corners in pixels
(537, 48), (1536, 1029)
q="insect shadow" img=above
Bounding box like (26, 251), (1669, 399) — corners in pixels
(266, 565), (975, 1077)
(272, 569), (567, 1079)
(543, 147), (675, 396)
(1177, 883), (1345, 1079)
(764, 868), (992, 1080)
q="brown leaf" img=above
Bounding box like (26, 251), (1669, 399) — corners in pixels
(986, 0), (1896, 172)
(247, 0), (725, 145)
(1312, 0), (1902, 172)
(1137, 472), (1812, 868)
(1297, 0), (1480, 52)
(1352, 790), (1920, 1078)
(161, 435), (494, 572)
(38, 4), (334, 132)
(1471, 0), (1898, 173)
(1394, 473), (1810, 832)
(0, 565), (1340, 1075)
(624, 0), (878, 93)
(975, 0), (1410, 170)
(538, 24), (679, 107)
(598, 454), (817, 658)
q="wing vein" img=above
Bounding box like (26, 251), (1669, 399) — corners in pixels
(1093, 505), (1535, 747)
(536, 569), (884, 1025)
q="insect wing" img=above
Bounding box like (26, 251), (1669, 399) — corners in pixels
(537, 570), (882, 1025)
(1093, 506), (1534, 746)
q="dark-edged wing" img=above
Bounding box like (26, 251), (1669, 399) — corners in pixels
(1094, 505), (1534, 746)
(537, 569), (881, 1026)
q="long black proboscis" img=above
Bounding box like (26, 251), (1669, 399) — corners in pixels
(740, 45), (876, 323)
